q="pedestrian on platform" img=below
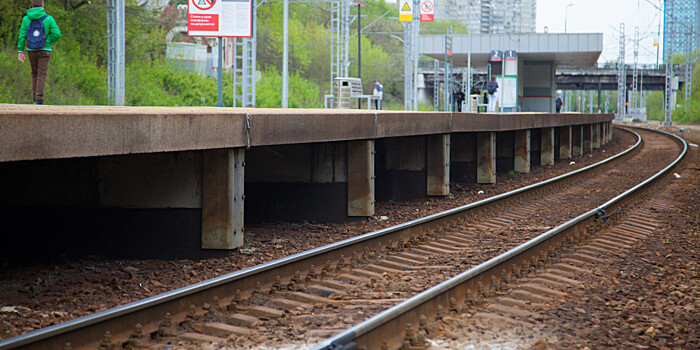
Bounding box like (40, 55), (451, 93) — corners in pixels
(453, 88), (465, 112)
(17, 0), (61, 105)
(555, 96), (563, 113)
(487, 76), (499, 112)
(373, 80), (383, 110)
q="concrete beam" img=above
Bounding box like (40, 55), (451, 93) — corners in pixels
(0, 106), (614, 163)
(376, 136), (427, 201)
(514, 130), (530, 173)
(540, 127), (555, 166)
(477, 132), (496, 184)
(559, 126), (572, 159)
(427, 134), (450, 196)
(202, 148), (244, 249)
(348, 140), (375, 216)
(593, 123), (601, 149)
(450, 133), (477, 183)
(583, 124), (593, 153)
(572, 125), (583, 156)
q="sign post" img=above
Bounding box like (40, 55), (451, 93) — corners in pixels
(444, 27), (452, 111)
(188, 0), (253, 107)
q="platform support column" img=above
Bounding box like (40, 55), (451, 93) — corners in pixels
(601, 123), (607, 146)
(593, 123), (601, 149)
(477, 132), (496, 184)
(608, 121), (613, 142)
(572, 125), (582, 156)
(202, 148), (244, 249)
(559, 125), (572, 159)
(583, 124), (593, 153)
(427, 134), (450, 196)
(514, 130), (530, 173)
(348, 140), (375, 216)
(541, 127), (554, 166)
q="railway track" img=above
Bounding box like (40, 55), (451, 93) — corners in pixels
(0, 126), (686, 350)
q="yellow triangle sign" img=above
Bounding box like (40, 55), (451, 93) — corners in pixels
(401, 2), (411, 11)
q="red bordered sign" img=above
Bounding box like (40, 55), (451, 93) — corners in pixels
(188, 0), (252, 37)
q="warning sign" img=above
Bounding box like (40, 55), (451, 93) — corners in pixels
(420, 0), (433, 21)
(399, 1), (412, 22)
(188, 0), (252, 37)
(193, 0), (215, 11)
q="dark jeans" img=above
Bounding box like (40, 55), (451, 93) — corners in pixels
(374, 99), (381, 110)
(27, 50), (52, 101)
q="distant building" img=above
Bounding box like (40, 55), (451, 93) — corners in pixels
(433, 0), (536, 34)
(663, 0), (699, 60)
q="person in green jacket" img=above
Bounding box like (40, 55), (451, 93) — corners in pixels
(17, 0), (61, 105)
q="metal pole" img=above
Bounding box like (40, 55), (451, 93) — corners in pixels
(282, 0), (289, 108)
(358, 3), (361, 109)
(412, 0), (419, 111)
(217, 37), (224, 107)
(107, 0), (125, 106)
(467, 5), (472, 113)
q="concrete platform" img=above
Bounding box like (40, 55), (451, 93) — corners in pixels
(0, 105), (613, 261)
(0, 105), (611, 162)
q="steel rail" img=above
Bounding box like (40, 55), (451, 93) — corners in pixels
(0, 127), (640, 349)
(314, 126), (688, 350)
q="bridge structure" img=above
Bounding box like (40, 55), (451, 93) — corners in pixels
(0, 105), (611, 263)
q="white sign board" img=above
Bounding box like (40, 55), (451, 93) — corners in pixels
(399, 0), (412, 22)
(420, 0), (434, 21)
(188, 0), (252, 37)
(497, 76), (517, 108)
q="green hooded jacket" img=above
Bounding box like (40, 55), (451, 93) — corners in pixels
(17, 7), (61, 52)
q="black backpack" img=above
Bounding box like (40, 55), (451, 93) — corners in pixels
(488, 83), (496, 95)
(26, 14), (50, 50)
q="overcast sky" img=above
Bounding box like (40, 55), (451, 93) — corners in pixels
(537, 0), (664, 65)
(386, 0), (666, 65)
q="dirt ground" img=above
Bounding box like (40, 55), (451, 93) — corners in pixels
(545, 123), (699, 350)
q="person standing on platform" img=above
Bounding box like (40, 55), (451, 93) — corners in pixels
(487, 76), (499, 112)
(453, 88), (465, 112)
(555, 96), (563, 113)
(373, 80), (383, 110)
(17, 0), (61, 105)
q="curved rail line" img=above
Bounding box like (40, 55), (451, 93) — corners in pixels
(0, 126), (676, 349)
(314, 126), (688, 350)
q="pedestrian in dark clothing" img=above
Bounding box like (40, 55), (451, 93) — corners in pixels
(487, 76), (499, 112)
(555, 97), (563, 113)
(17, 0), (61, 105)
(453, 88), (465, 112)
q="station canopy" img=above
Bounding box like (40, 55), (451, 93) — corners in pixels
(420, 33), (603, 68)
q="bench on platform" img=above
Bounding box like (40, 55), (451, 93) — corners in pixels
(325, 77), (381, 109)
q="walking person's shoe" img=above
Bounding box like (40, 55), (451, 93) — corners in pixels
(34, 99), (44, 105)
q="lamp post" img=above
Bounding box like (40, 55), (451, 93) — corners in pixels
(564, 3), (574, 33)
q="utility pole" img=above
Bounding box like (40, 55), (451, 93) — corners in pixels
(616, 23), (626, 119)
(107, 0), (125, 106)
(282, 0), (289, 108)
(663, 0), (674, 126)
(357, 1), (364, 109)
(403, 21), (413, 110)
(684, 25), (693, 116)
(232, 1), (257, 108)
(632, 26), (639, 117)
(412, 0), (420, 111)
